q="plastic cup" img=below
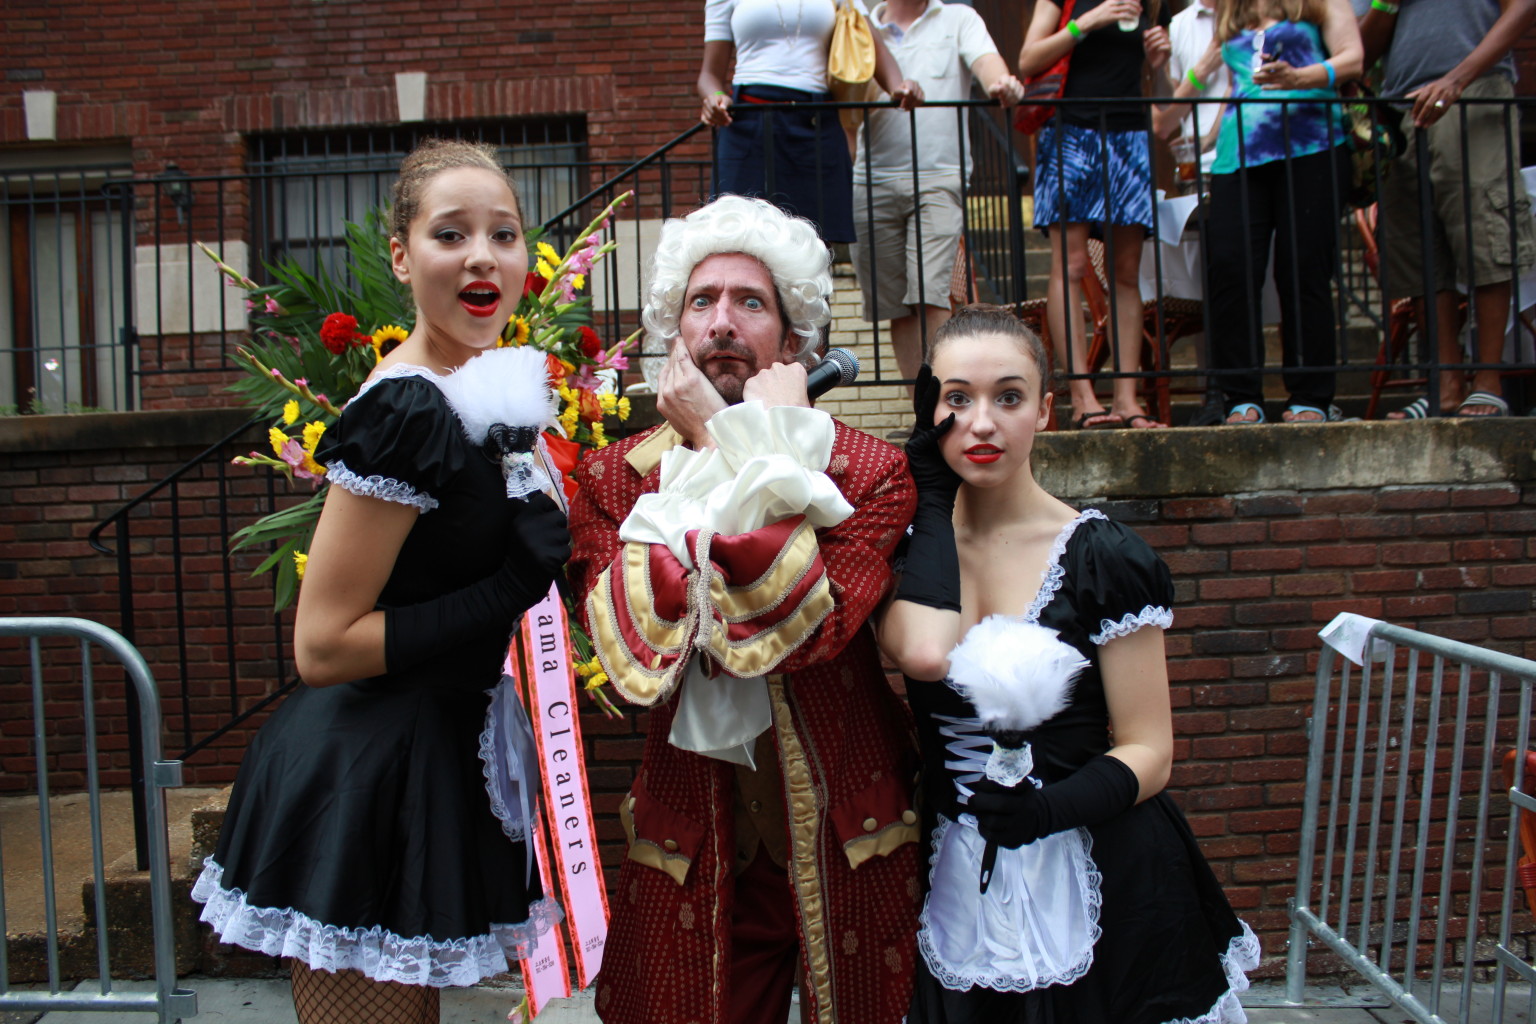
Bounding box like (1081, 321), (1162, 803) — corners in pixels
(1172, 139), (1199, 183)
(1118, 15), (1140, 30)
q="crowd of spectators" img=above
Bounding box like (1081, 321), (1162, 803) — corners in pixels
(694, 0), (1536, 425)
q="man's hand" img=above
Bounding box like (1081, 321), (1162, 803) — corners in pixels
(657, 339), (727, 448)
(1143, 25), (1171, 70)
(890, 79), (925, 111)
(742, 360), (811, 409)
(987, 74), (1025, 107)
(1406, 73), (1466, 127)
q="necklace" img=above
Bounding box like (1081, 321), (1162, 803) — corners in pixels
(773, 0), (805, 44)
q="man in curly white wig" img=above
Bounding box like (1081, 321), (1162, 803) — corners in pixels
(568, 194), (923, 1024)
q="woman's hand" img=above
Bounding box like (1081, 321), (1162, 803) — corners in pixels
(905, 364), (962, 504)
(1253, 58), (1306, 91)
(700, 91), (733, 127)
(1143, 25), (1171, 70)
(1076, 0), (1140, 33)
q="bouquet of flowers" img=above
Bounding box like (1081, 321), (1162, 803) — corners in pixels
(201, 193), (637, 714)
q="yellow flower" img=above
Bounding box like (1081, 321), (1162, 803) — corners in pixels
(560, 405), (580, 435)
(617, 396), (631, 422)
(570, 273), (585, 291)
(268, 427), (289, 456)
(598, 392), (618, 416)
(536, 257), (555, 281)
(508, 316), (529, 346)
(293, 550), (308, 581)
(371, 324), (408, 362)
(536, 241), (560, 265)
(585, 670), (609, 692)
(282, 400), (300, 426)
(590, 420), (607, 448)
(300, 421), (328, 477)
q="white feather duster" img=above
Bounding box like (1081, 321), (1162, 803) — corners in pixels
(437, 346), (558, 443)
(436, 346), (560, 500)
(948, 617), (1089, 736)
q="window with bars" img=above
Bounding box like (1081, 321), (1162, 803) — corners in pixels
(247, 120), (588, 281)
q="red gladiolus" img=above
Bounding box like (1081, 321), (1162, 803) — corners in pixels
(523, 271), (546, 297)
(545, 352), (568, 387)
(578, 326), (603, 359)
(320, 312), (363, 355)
(542, 431), (582, 503)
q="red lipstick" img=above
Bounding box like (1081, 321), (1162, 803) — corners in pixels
(459, 280), (501, 318)
(964, 445), (1003, 464)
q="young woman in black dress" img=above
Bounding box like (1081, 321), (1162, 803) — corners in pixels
(879, 305), (1257, 1023)
(193, 139), (569, 1024)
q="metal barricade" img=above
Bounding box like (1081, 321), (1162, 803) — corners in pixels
(0, 617), (197, 1022)
(1285, 618), (1534, 1023)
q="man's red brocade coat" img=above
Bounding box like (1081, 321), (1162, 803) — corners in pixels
(568, 418), (922, 1024)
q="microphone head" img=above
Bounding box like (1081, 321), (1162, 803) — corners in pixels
(822, 347), (860, 387)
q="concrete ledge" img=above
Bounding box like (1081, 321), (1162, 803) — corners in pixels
(0, 409), (257, 454)
(1033, 418), (1536, 498)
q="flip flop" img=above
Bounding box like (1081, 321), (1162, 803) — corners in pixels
(1455, 391), (1509, 417)
(1223, 403), (1265, 425)
(1281, 405), (1328, 423)
(1386, 397), (1430, 420)
(1074, 410), (1125, 430)
(1124, 414), (1168, 429)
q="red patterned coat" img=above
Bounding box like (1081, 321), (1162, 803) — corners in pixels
(568, 418), (921, 1024)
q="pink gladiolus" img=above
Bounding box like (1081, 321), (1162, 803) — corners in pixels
(270, 369), (283, 378)
(244, 298), (256, 313)
(597, 349), (629, 372)
(295, 378), (308, 387)
(265, 296), (284, 315)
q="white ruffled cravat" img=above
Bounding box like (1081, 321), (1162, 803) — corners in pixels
(617, 402), (853, 765)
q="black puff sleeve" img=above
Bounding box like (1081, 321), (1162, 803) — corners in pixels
(1069, 514), (1175, 646)
(314, 374), (466, 513)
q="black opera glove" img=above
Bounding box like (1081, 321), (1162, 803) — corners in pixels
(385, 493), (571, 674)
(893, 364), (963, 613)
(968, 753), (1141, 850)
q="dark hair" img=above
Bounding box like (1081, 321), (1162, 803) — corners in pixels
(931, 304), (1052, 398)
(389, 138), (522, 242)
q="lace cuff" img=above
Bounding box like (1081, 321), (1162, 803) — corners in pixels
(1090, 604), (1173, 645)
(325, 459), (440, 513)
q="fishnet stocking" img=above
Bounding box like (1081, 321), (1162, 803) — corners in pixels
(289, 958), (440, 1024)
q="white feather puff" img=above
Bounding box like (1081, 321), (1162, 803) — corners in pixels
(947, 617), (1090, 734)
(436, 346), (558, 445)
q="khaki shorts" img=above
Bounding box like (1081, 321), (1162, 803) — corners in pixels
(1378, 75), (1536, 300)
(850, 175), (965, 322)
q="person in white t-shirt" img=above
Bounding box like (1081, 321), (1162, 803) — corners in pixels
(851, 0), (1023, 385)
(698, 0), (922, 243)
(1151, 0), (1226, 173)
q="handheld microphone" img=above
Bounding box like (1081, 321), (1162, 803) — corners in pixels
(806, 348), (860, 400)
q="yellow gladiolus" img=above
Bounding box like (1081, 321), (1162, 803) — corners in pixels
(282, 400), (300, 426)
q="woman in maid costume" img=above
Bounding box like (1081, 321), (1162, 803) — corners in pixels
(879, 304), (1257, 1023)
(192, 139), (566, 1024)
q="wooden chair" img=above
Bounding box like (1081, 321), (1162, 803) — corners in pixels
(1354, 204), (1435, 419)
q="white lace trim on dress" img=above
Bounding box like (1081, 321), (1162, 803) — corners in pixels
(477, 677), (541, 845)
(192, 857), (562, 988)
(1024, 509), (1109, 622)
(918, 814), (1103, 994)
(1161, 920), (1261, 1024)
(324, 460), (439, 512)
(1090, 605), (1175, 645)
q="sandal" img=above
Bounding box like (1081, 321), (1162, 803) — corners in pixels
(1385, 397), (1430, 421)
(1124, 413), (1168, 429)
(1223, 403), (1265, 425)
(1074, 410), (1125, 430)
(1281, 405), (1328, 423)
(1455, 391), (1509, 417)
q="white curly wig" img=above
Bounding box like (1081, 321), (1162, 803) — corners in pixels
(641, 195), (833, 374)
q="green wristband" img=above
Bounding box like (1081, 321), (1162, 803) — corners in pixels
(1370, 0), (1399, 12)
(1066, 19), (1083, 40)
(1187, 68), (1206, 91)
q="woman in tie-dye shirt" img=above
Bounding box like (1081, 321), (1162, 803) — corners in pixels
(1170, 0), (1360, 423)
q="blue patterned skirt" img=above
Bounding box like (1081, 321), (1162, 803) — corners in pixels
(1033, 122), (1155, 232)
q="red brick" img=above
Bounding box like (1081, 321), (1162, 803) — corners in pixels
(1269, 518), (1343, 543)
(1190, 521), (1267, 545)
(1231, 548), (1305, 572)
(1273, 573), (1345, 597)
(1163, 497), (1235, 521)
(1418, 566), (1489, 589)
(1381, 541), (1451, 565)
(1341, 515), (1412, 539)
(1302, 493), (1375, 514)
(1305, 545), (1379, 568)
(1414, 512), (1487, 536)
(1200, 577), (1272, 600)
(1451, 484), (1520, 507)
(1454, 538), (1524, 562)
(1377, 488), (1450, 511)
(1352, 569), (1420, 593)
